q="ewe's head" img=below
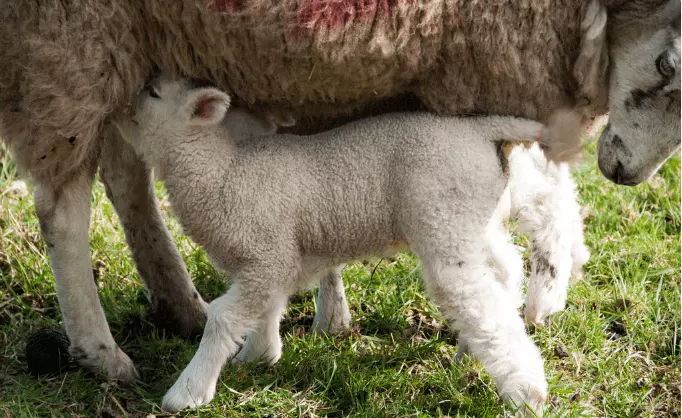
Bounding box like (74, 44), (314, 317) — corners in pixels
(599, 0), (681, 185)
(116, 77), (231, 147)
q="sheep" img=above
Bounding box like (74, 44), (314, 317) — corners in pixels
(0, 0), (678, 382)
(312, 142), (590, 337)
(114, 76), (558, 414)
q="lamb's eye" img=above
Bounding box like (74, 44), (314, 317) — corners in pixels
(142, 85), (161, 99)
(656, 51), (675, 78)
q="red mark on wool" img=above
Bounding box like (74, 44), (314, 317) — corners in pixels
(214, 0), (245, 13)
(297, 0), (404, 31)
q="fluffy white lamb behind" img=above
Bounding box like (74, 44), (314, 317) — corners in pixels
(116, 76), (555, 415)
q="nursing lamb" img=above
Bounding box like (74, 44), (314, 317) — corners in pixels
(115, 76), (554, 415)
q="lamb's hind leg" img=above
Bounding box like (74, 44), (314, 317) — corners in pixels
(99, 127), (207, 337)
(516, 164), (577, 325)
(34, 162), (137, 381)
(422, 251), (546, 417)
(408, 169), (546, 417)
(312, 266), (352, 335)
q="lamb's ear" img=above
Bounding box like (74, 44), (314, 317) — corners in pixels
(183, 88), (231, 126)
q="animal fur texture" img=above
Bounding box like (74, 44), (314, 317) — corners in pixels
(3, 0), (640, 189)
(0, 0), (677, 391)
(115, 77), (554, 415)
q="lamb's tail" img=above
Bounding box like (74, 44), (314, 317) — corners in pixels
(482, 110), (584, 163)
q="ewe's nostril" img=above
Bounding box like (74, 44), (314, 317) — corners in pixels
(614, 161), (624, 183)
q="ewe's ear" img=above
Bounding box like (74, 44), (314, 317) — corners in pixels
(573, 0), (608, 114)
(183, 88), (231, 126)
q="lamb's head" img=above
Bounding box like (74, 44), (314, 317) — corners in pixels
(599, 0), (681, 185)
(115, 76), (231, 153)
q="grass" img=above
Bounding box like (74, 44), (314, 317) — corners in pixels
(0, 137), (679, 418)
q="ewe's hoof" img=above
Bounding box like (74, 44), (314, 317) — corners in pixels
(69, 339), (138, 382)
(150, 295), (208, 339)
(99, 346), (139, 382)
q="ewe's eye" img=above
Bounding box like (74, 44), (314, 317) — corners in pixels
(141, 85), (161, 99)
(656, 51), (675, 78)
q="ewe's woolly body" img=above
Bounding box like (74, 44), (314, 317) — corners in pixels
(1, 0), (664, 187)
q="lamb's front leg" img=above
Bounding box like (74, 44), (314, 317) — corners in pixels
(99, 127), (208, 337)
(312, 267), (352, 335)
(34, 164), (137, 381)
(162, 264), (293, 412)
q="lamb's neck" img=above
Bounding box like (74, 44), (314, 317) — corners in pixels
(151, 130), (231, 179)
(150, 131), (234, 226)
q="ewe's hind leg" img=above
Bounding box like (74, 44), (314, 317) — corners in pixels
(34, 163), (137, 381)
(162, 265), (292, 412)
(312, 267), (352, 335)
(233, 296), (288, 365)
(99, 128), (207, 337)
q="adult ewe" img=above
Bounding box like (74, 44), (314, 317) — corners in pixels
(0, 0), (679, 383)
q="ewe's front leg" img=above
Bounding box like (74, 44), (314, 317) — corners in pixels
(34, 165), (137, 381)
(162, 265), (293, 412)
(312, 267), (352, 335)
(99, 128), (207, 337)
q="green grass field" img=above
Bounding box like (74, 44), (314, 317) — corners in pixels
(0, 137), (679, 418)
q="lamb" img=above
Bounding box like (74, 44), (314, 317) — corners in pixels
(0, 0), (678, 383)
(312, 142), (591, 336)
(114, 76), (556, 414)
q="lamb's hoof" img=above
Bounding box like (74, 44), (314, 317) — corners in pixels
(525, 285), (568, 325)
(150, 295), (208, 339)
(524, 297), (565, 325)
(311, 309), (351, 335)
(74, 344), (138, 382)
(231, 332), (282, 366)
(500, 375), (547, 418)
(162, 371), (216, 412)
